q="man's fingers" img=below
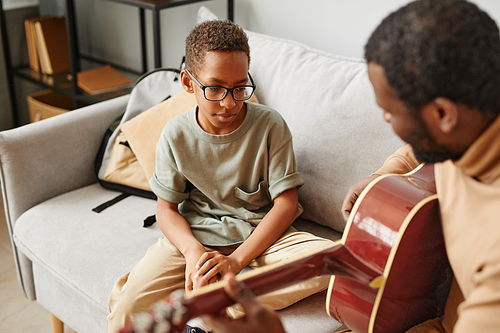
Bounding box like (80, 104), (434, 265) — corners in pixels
(341, 192), (356, 221)
(223, 273), (255, 307)
(201, 312), (240, 333)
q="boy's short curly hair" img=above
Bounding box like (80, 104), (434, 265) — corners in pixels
(365, 0), (500, 116)
(185, 20), (250, 75)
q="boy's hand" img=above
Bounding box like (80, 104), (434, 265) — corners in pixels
(184, 248), (208, 292)
(194, 251), (242, 286)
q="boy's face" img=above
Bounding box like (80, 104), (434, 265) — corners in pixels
(182, 51), (250, 135)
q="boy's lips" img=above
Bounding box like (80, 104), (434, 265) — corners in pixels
(215, 113), (236, 122)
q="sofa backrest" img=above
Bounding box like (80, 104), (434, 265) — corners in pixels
(198, 7), (404, 232)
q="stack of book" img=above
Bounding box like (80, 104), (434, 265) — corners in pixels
(25, 16), (70, 75)
(69, 65), (133, 95)
(25, 16), (133, 95)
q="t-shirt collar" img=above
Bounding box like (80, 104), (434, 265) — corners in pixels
(190, 102), (254, 143)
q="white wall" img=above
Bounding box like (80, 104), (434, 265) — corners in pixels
(238, 0), (500, 59)
(2, 0), (38, 10)
(73, 0), (500, 72)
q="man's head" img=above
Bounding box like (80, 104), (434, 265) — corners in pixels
(181, 20), (253, 136)
(365, 0), (500, 163)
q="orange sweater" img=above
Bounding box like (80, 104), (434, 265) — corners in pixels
(375, 115), (500, 332)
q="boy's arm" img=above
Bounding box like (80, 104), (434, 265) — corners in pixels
(230, 187), (299, 267)
(194, 188), (299, 284)
(155, 197), (207, 291)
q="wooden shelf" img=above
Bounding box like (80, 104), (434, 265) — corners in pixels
(12, 58), (139, 104)
(0, 0), (233, 127)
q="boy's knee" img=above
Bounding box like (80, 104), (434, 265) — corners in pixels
(108, 287), (135, 333)
(107, 273), (145, 333)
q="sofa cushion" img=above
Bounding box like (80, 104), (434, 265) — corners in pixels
(198, 7), (404, 232)
(13, 184), (161, 311)
(13, 184), (342, 332)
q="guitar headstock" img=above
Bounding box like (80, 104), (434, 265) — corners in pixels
(119, 290), (189, 333)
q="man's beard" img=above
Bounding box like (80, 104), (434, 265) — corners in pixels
(407, 115), (464, 164)
(412, 146), (463, 164)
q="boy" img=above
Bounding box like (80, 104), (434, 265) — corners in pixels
(107, 19), (332, 333)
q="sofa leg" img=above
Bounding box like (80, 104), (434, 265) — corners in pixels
(50, 313), (64, 333)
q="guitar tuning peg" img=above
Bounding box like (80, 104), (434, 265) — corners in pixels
(152, 320), (171, 333)
(169, 289), (187, 326)
(132, 313), (154, 333)
(169, 289), (186, 303)
(172, 305), (187, 326)
(151, 299), (173, 322)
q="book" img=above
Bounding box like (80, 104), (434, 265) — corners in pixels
(72, 65), (133, 95)
(24, 16), (55, 72)
(34, 17), (71, 75)
(24, 18), (37, 71)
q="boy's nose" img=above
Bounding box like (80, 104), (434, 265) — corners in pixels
(220, 92), (237, 109)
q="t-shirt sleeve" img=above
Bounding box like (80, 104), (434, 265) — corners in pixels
(148, 128), (189, 203)
(267, 119), (304, 200)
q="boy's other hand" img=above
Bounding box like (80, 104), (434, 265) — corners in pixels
(202, 273), (286, 333)
(185, 248), (208, 292)
(194, 251), (242, 286)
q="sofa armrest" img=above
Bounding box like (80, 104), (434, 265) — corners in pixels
(0, 95), (128, 299)
(0, 95), (129, 223)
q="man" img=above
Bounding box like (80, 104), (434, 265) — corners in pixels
(203, 0), (500, 332)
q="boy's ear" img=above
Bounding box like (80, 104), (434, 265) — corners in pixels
(180, 70), (194, 94)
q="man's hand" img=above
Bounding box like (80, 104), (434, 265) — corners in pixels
(341, 174), (380, 221)
(202, 273), (286, 333)
(194, 252), (242, 287)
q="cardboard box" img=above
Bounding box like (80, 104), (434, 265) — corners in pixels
(27, 89), (74, 122)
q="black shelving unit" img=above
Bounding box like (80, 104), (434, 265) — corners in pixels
(0, 0), (234, 127)
(105, 0), (234, 71)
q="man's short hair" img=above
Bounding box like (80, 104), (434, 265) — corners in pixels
(185, 20), (250, 75)
(365, 0), (500, 115)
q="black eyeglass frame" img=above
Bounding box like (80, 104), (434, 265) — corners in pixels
(185, 69), (256, 101)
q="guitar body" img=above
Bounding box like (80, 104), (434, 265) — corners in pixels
(327, 164), (450, 332)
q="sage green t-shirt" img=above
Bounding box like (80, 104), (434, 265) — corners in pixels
(149, 102), (304, 246)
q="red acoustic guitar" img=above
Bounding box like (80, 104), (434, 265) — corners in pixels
(121, 163), (450, 333)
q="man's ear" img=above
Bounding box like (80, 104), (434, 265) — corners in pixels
(180, 70), (194, 94)
(426, 97), (459, 134)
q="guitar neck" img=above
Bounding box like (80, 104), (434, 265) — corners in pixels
(120, 241), (384, 333)
(184, 242), (383, 319)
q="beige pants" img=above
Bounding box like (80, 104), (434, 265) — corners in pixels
(107, 231), (333, 333)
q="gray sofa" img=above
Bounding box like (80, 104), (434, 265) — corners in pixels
(0, 7), (403, 333)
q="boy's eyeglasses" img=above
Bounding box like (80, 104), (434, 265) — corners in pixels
(185, 69), (256, 101)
